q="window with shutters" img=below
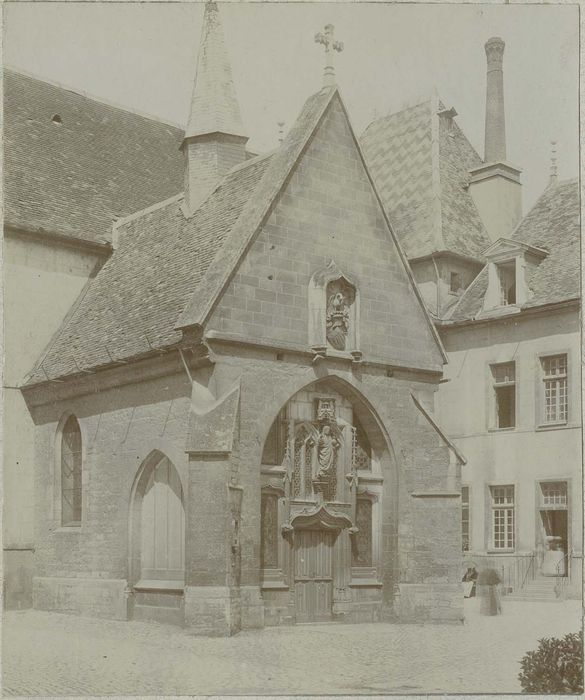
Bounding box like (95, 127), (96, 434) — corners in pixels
(60, 415), (82, 526)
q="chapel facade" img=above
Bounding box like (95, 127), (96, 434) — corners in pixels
(17, 2), (464, 632)
(5, 3), (580, 626)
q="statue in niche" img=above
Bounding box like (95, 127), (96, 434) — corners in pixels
(326, 281), (353, 351)
(316, 424), (341, 479)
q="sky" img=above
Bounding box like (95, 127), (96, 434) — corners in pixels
(3, 1), (579, 213)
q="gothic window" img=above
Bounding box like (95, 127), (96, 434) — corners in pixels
(353, 415), (372, 470)
(261, 407), (288, 466)
(61, 415), (82, 526)
(260, 491), (279, 569)
(351, 498), (373, 567)
(292, 425), (315, 499)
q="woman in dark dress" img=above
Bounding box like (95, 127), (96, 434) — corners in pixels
(477, 567), (502, 615)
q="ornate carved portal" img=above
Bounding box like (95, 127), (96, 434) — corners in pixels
(260, 388), (381, 624)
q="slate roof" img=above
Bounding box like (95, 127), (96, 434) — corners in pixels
(448, 178), (580, 322)
(4, 69), (184, 244)
(28, 84), (447, 384)
(360, 98), (491, 261)
(27, 150), (272, 383)
(28, 87), (335, 383)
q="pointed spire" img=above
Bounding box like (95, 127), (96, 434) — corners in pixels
(182, 2), (248, 215)
(184, 1), (247, 140)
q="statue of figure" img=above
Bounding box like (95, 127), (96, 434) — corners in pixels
(326, 291), (350, 350)
(316, 424), (340, 478)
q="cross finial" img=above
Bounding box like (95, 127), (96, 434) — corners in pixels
(549, 140), (558, 185)
(314, 24), (344, 87)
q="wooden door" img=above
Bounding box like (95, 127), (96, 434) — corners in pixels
(294, 530), (334, 622)
(140, 457), (185, 583)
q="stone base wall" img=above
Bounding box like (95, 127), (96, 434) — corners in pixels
(33, 576), (128, 620)
(240, 585), (265, 629)
(3, 550), (34, 610)
(184, 586), (241, 636)
(395, 583), (464, 623)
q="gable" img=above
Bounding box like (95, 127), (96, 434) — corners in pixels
(207, 94), (445, 371)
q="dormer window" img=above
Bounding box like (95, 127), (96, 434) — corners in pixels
(498, 262), (516, 306)
(481, 238), (547, 315)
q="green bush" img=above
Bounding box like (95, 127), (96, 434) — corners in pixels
(518, 630), (583, 694)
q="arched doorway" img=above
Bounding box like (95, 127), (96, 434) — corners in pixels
(129, 452), (185, 624)
(259, 380), (394, 625)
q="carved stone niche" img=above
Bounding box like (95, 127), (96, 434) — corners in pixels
(308, 260), (360, 361)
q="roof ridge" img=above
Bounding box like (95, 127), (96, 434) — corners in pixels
(4, 65), (184, 130)
(113, 193), (184, 233)
(175, 85), (337, 330)
(430, 94), (445, 252)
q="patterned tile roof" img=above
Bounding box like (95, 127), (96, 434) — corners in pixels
(4, 69), (184, 244)
(360, 98), (491, 261)
(447, 178), (580, 321)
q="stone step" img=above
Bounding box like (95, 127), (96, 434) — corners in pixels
(506, 596), (562, 603)
(132, 604), (185, 626)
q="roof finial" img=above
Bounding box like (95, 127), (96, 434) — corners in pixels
(277, 121), (285, 145)
(314, 24), (344, 88)
(549, 140), (558, 185)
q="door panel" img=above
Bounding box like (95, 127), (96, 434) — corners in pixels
(294, 530), (334, 622)
(140, 457), (185, 582)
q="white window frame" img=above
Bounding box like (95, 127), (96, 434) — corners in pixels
(497, 261), (516, 306)
(461, 485), (471, 552)
(540, 354), (568, 425)
(490, 361), (517, 430)
(489, 485), (515, 551)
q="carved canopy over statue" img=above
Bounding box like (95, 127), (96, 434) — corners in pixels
(308, 260), (360, 359)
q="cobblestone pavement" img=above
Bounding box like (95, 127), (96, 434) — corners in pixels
(2, 598), (582, 696)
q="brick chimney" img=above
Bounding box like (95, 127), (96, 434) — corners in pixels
(469, 37), (522, 242)
(182, 2), (248, 215)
